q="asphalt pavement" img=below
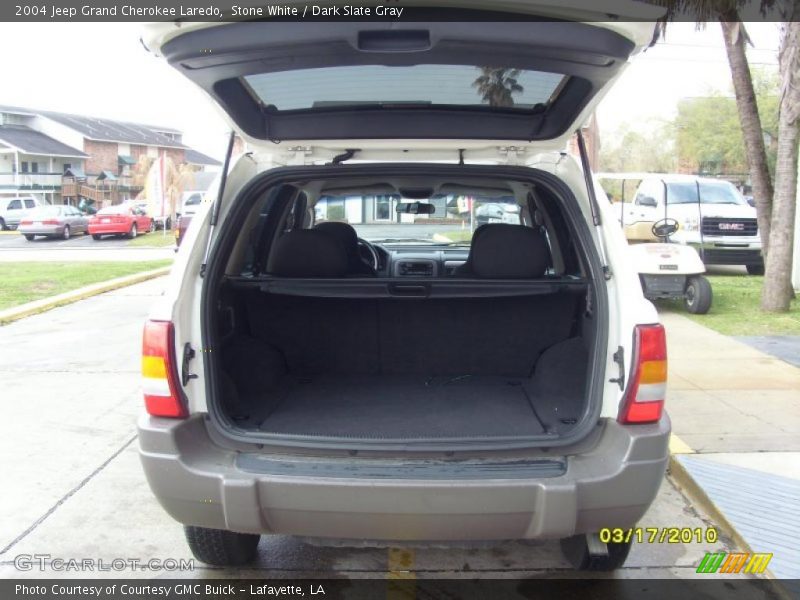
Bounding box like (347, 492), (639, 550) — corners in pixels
(0, 230), (174, 262)
(0, 277), (738, 582)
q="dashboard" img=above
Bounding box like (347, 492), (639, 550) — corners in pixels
(367, 244), (469, 278)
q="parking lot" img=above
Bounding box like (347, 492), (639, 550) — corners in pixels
(0, 276), (741, 582)
(0, 231), (174, 262)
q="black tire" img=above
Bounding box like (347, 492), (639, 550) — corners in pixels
(24, 234), (34, 241)
(746, 264), (765, 276)
(684, 275), (713, 314)
(165, 216), (172, 230)
(62, 225), (71, 240)
(0, 218), (6, 231)
(560, 533), (633, 571)
(128, 223), (137, 239)
(91, 234), (102, 240)
(149, 220), (156, 233)
(184, 526), (260, 566)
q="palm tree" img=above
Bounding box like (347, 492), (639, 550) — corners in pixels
(720, 19), (775, 258)
(651, 2), (775, 256)
(473, 68), (524, 107)
(652, 0), (798, 311)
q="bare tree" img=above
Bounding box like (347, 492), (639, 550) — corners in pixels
(473, 68), (524, 107)
(762, 15), (800, 311)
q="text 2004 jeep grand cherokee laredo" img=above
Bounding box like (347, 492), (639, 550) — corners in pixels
(138, 4), (670, 571)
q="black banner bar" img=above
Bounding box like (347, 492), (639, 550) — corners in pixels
(0, 0), (791, 23)
(2, 578), (796, 600)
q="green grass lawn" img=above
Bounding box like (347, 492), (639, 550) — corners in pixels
(435, 230), (473, 243)
(128, 232), (177, 248)
(0, 260), (172, 311)
(660, 275), (800, 336)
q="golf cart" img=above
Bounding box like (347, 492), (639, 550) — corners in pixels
(598, 173), (713, 314)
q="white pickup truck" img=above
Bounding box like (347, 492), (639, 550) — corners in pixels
(627, 175), (764, 275)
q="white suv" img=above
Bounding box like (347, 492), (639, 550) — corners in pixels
(138, 9), (670, 571)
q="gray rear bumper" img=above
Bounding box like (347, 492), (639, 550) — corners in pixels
(138, 414), (670, 541)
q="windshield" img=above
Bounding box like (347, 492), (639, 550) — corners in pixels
(244, 65), (564, 111)
(314, 194), (521, 244)
(667, 181), (747, 205)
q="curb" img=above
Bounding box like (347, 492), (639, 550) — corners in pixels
(0, 266), (171, 325)
(667, 435), (782, 586)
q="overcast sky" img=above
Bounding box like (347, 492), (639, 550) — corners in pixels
(0, 21), (782, 159)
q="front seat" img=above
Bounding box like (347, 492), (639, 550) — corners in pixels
(269, 229), (349, 278)
(453, 224), (550, 278)
(315, 221), (377, 276)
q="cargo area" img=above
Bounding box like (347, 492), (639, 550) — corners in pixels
(215, 289), (594, 444)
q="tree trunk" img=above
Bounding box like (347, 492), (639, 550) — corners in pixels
(761, 19), (800, 312)
(720, 20), (774, 257)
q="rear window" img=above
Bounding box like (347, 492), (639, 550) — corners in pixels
(315, 193), (521, 244)
(97, 205), (131, 216)
(29, 205), (63, 217)
(244, 65), (565, 111)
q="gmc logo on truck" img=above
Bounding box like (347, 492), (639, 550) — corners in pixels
(718, 222), (744, 231)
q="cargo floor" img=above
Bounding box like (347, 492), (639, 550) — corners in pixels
(242, 375), (550, 440)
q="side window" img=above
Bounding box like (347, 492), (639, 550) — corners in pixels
(8, 199), (22, 210)
(635, 181), (655, 206)
(24, 199), (35, 208)
(20, 162), (29, 173)
(31, 163), (39, 174)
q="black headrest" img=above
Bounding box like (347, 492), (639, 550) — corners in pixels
(469, 224), (550, 279)
(270, 229), (348, 278)
(315, 221), (359, 252)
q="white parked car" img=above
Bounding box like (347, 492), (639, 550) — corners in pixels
(138, 8), (670, 571)
(627, 175), (764, 274)
(0, 196), (41, 230)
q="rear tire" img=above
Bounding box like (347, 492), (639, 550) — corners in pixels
(746, 264), (765, 276)
(128, 223), (137, 239)
(184, 526), (260, 566)
(684, 276), (712, 314)
(0, 218), (6, 231)
(62, 225), (70, 240)
(149, 220), (156, 233)
(91, 234), (102, 241)
(560, 533), (633, 571)
(24, 234), (34, 241)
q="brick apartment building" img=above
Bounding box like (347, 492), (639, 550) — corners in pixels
(0, 105), (220, 207)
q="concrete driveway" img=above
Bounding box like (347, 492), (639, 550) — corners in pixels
(0, 278), (736, 581)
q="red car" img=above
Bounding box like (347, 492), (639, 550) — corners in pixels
(88, 204), (154, 240)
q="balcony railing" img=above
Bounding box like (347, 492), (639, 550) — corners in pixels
(0, 172), (64, 189)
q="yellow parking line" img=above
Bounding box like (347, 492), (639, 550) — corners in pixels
(669, 433), (694, 454)
(387, 547), (416, 600)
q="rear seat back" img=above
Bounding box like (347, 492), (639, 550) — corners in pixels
(453, 224), (551, 278)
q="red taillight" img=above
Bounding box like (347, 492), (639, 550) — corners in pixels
(142, 320), (187, 418)
(42, 219), (60, 225)
(618, 324), (667, 424)
(20, 220), (32, 225)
